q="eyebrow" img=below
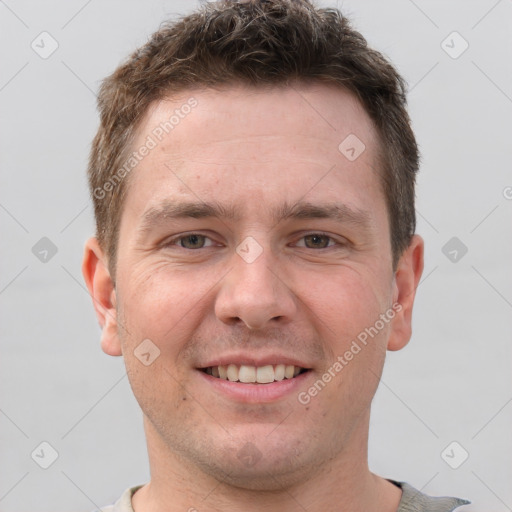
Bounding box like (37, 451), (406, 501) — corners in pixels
(137, 199), (372, 238)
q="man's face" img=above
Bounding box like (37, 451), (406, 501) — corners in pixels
(93, 83), (418, 488)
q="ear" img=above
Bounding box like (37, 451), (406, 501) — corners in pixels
(82, 237), (122, 356)
(387, 234), (424, 351)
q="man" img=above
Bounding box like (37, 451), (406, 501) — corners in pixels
(82, 1), (470, 510)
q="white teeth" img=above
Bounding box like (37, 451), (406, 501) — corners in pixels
(284, 365), (295, 379)
(256, 365), (275, 384)
(227, 364), (239, 382)
(274, 364), (285, 381)
(238, 365), (256, 383)
(205, 364), (305, 383)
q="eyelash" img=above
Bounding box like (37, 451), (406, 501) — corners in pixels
(163, 232), (344, 250)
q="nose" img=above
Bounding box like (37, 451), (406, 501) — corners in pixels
(214, 244), (297, 330)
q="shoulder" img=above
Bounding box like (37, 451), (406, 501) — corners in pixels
(393, 480), (471, 512)
(95, 485), (144, 512)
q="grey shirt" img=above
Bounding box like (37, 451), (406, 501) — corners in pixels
(97, 480), (470, 511)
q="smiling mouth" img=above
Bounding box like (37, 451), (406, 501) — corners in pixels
(200, 364), (310, 384)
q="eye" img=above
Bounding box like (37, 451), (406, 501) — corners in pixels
(295, 233), (337, 249)
(167, 234), (216, 249)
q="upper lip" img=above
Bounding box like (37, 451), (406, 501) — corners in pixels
(197, 353), (312, 369)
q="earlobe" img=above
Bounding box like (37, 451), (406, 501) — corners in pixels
(387, 235), (424, 352)
(82, 237), (122, 356)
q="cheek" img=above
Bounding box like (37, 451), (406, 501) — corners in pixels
(115, 271), (199, 414)
(298, 264), (391, 344)
(296, 264), (391, 403)
(117, 261), (214, 345)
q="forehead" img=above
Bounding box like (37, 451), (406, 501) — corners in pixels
(139, 82), (377, 156)
(123, 83), (384, 223)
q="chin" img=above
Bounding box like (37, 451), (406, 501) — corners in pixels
(198, 454), (316, 491)
(188, 433), (325, 491)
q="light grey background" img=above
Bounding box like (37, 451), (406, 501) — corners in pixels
(1, 1), (511, 511)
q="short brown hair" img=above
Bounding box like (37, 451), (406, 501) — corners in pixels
(88, 0), (419, 275)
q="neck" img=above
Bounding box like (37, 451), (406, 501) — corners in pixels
(132, 411), (402, 512)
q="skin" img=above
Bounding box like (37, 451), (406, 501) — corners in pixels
(83, 82), (424, 512)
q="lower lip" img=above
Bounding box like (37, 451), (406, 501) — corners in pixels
(197, 369), (312, 403)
